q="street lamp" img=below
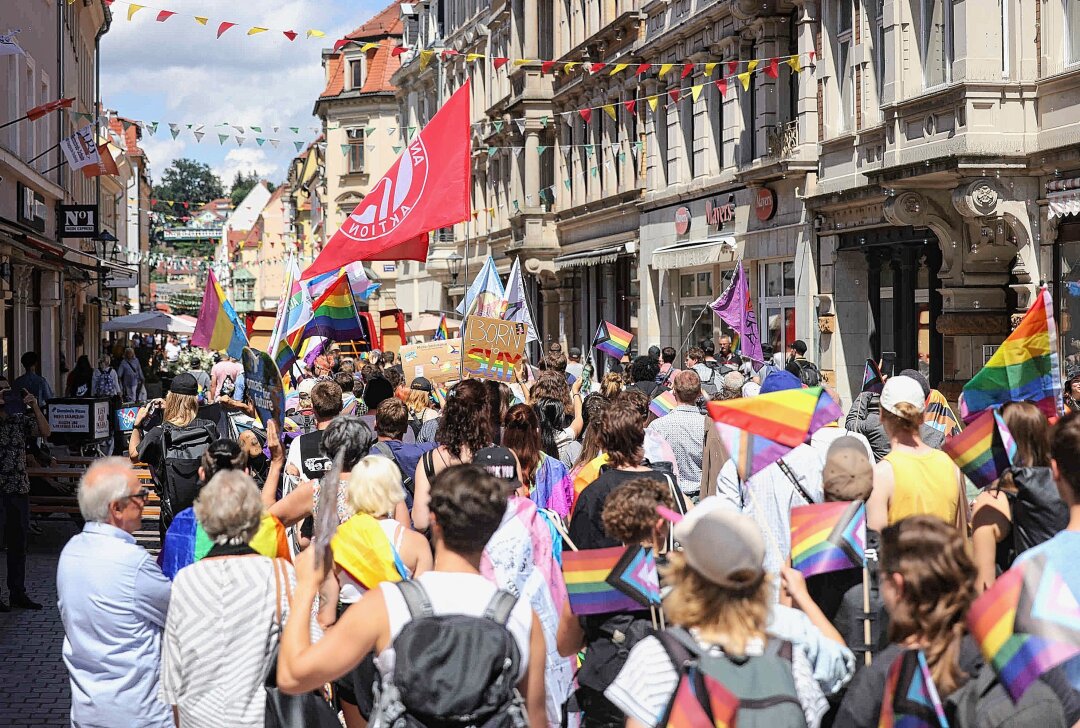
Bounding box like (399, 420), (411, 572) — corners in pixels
(94, 230), (120, 261)
(447, 251), (463, 286)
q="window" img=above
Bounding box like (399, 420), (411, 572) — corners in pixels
(866, 0), (886, 105)
(656, 103), (671, 186)
(1068, 0), (1080, 64)
(350, 59), (364, 89)
(830, 0), (854, 132)
(918, 0), (952, 88)
(709, 80), (724, 172)
(347, 129), (365, 173)
(761, 261), (796, 356)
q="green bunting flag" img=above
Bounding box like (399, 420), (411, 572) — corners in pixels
(218, 134), (229, 145)
(293, 141), (304, 152)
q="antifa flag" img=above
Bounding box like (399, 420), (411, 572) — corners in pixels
(302, 82), (472, 279)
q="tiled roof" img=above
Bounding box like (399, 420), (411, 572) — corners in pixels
(346, 0), (404, 39)
(108, 116), (144, 157)
(320, 1), (403, 99)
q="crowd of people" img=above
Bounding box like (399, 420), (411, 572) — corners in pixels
(9, 335), (1078, 727)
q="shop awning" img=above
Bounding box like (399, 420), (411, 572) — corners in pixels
(1048, 188), (1080, 219)
(553, 245), (626, 270)
(650, 236), (737, 270)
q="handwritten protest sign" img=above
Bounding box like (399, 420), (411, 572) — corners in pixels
(463, 316), (528, 382)
(399, 338), (463, 385)
(242, 347), (285, 430)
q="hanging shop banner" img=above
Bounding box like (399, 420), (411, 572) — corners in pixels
(59, 204), (98, 238)
(399, 338), (463, 386)
(241, 346), (285, 430)
(463, 316), (528, 382)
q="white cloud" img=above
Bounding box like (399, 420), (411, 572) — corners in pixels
(137, 134), (188, 179)
(212, 148), (279, 185)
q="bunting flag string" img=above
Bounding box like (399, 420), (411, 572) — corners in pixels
(88, 0), (329, 43)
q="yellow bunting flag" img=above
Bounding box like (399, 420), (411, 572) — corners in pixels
(194, 16), (208, 25)
(658, 63), (674, 77)
(647, 96), (659, 112)
(704, 62), (717, 76)
(602, 104), (617, 120)
(247, 27), (268, 35)
(564, 62), (579, 72)
(691, 84), (704, 102)
(306, 29), (326, 38)
(127, 4), (144, 21)
(609, 63), (629, 76)
(738, 71), (752, 91)
(747, 60), (759, 72)
(513, 58), (531, 66)
(788, 55), (802, 73)
(361, 42), (378, 52)
(420, 50), (434, 69)
(466, 53), (484, 62)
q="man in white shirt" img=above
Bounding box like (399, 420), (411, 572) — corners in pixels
(164, 337), (181, 363)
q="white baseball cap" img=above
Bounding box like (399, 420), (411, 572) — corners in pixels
(880, 375), (926, 415)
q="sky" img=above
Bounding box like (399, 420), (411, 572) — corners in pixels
(100, 0), (388, 189)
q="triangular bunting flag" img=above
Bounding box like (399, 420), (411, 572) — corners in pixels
(541, 60), (557, 74)
(466, 53), (483, 62)
(602, 104), (617, 120)
(537, 145), (547, 155)
(420, 50), (434, 70)
(283, 30), (298, 41)
(579, 108), (592, 123)
(169, 123), (180, 139)
(127, 5), (144, 21)
(668, 88), (681, 104)
(294, 140), (303, 151)
(514, 118), (525, 135)
(306, 29), (325, 38)
(248, 27), (268, 35)
(219, 134), (229, 145)
(235, 136), (244, 146)
(589, 62), (606, 73)
(156, 10), (175, 21)
(658, 63), (674, 77)
(540, 115), (549, 127)
(217, 22), (236, 38)
(193, 131), (204, 142)
(610, 63), (628, 75)
(704, 62), (717, 76)
(194, 16), (208, 25)
(623, 98), (637, 114)
(765, 57), (780, 79)
(493, 120), (504, 132)
(564, 62), (579, 72)
(680, 62), (694, 79)
(788, 55), (802, 73)
(250, 126), (262, 132)
(493, 57), (510, 69)
(635, 63), (652, 76)
(340, 144), (350, 156)
(727, 60), (739, 76)
(738, 71), (752, 91)
(748, 60), (759, 72)
(647, 96), (659, 111)
(691, 84), (703, 102)
(715, 78), (729, 97)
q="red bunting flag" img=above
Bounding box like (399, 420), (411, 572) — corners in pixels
(541, 60), (557, 74)
(216, 22), (236, 38)
(680, 62), (694, 79)
(81, 144), (119, 178)
(635, 63), (652, 76)
(333, 38), (350, 51)
(25, 97), (74, 121)
(727, 60), (739, 76)
(579, 108), (592, 123)
(283, 30), (298, 41)
(590, 62), (606, 73)
(493, 57), (510, 69)
(765, 57), (779, 79)
(441, 49), (458, 59)
(301, 82), (472, 277)
(809, 51), (816, 63)
(623, 99), (637, 115)
(391, 46), (407, 57)
(668, 88), (681, 104)
(715, 78), (728, 97)
(155, 10), (176, 21)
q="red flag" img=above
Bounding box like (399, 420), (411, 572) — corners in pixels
(623, 99), (637, 115)
(25, 97), (74, 121)
(283, 30), (298, 41)
(541, 61), (557, 74)
(715, 78), (728, 97)
(635, 63), (652, 76)
(727, 61), (739, 76)
(156, 10), (176, 21)
(764, 57), (779, 79)
(668, 88), (681, 104)
(493, 57), (509, 69)
(81, 144), (119, 178)
(217, 22), (236, 38)
(680, 62), (694, 79)
(590, 62), (606, 73)
(302, 82), (472, 278)
(391, 46), (407, 57)
(579, 108), (592, 123)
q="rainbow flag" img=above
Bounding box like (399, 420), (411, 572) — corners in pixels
(862, 358), (884, 394)
(298, 271), (366, 343)
(661, 670), (738, 728)
(562, 546), (644, 615)
(331, 512), (407, 590)
(790, 501), (866, 578)
(707, 386), (842, 449)
(274, 338), (298, 378)
(924, 390), (962, 438)
(191, 270), (248, 358)
(961, 287), (1062, 422)
(433, 315), (449, 341)
(713, 421), (793, 481)
(649, 390), (678, 418)
(269, 258), (314, 355)
(571, 453), (609, 511)
(878, 650), (948, 728)
(159, 511), (290, 580)
(593, 321), (633, 360)
(606, 545), (661, 607)
(942, 408), (1016, 489)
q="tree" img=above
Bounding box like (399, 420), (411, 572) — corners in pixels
(229, 170), (261, 207)
(152, 159), (224, 217)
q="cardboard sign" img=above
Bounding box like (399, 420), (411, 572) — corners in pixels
(399, 338), (463, 385)
(463, 316), (528, 382)
(242, 347), (286, 430)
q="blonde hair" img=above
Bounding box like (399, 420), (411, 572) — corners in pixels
(163, 391), (200, 427)
(881, 401), (923, 437)
(661, 551), (771, 656)
(346, 455), (404, 518)
(405, 388), (431, 416)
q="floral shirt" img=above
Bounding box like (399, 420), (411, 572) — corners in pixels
(0, 413), (39, 495)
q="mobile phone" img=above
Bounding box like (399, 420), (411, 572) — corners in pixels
(3, 390), (26, 417)
(141, 401), (164, 430)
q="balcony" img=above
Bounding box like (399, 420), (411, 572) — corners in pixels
(765, 120), (799, 159)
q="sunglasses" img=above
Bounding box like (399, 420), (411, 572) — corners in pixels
(119, 487), (151, 503)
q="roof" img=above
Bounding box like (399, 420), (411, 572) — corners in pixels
(108, 116), (145, 157)
(320, 1), (403, 99)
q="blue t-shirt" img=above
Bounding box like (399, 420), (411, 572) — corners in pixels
(1016, 529), (1080, 687)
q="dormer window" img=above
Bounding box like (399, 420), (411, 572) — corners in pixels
(351, 58), (365, 89)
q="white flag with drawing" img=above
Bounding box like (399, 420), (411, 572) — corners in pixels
(60, 125), (100, 171)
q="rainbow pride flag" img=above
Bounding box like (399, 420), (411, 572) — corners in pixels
(942, 407), (1016, 489)
(562, 546), (643, 615)
(299, 271), (366, 343)
(159, 511), (290, 580)
(968, 553), (1080, 701)
(713, 421), (793, 481)
(649, 390), (678, 418)
(878, 649), (948, 728)
(433, 315), (449, 341)
(191, 270), (248, 358)
(707, 386), (842, 449)
(274, 338), (298, 378)
(606, 545), (661, 607)
(593, 321), (633, 360)
(661, 670), (738, 728)
(790, 501), (866, 578)
(961, 288), (1061, 422)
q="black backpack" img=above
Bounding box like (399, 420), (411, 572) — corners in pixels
(373, 580), (528, 728)
(157, 420), (217, 529)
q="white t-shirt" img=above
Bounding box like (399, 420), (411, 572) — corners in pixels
(375, 571), (534, 681)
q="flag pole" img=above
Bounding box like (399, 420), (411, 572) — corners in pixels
(458, 218), (471, 381)
(25, 142), (59, 165)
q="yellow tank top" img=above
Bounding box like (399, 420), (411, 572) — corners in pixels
(883, 448), (960, 525)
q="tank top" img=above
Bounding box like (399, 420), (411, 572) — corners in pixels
(883, 448), (960, 525)
(338, 518), (410, 604)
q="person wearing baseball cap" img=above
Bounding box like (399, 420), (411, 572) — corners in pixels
(604, 508), (831, 727)
(867, 375), (963, 532)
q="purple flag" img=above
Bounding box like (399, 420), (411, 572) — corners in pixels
(709, 261), (764, 364)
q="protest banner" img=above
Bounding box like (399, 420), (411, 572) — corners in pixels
(399, 338), (463, 385)
(463, 316), (528, 382)
(242, 347), (285, 430)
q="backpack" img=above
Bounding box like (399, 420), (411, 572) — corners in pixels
(373, 580), (529, 728)
(944, 663), (1067, 728)
(656, 627), (807, 728)
(297, 431), (332, 481)
(157, 420), (217, 529)
(370, 440), (415, 509)
(698, 366), (721, 397)
(577, 611), (657, 693)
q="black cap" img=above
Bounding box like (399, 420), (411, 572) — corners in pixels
(569, 347), (582, 358)
(411, 376), (433, 392)
(170, 372), (199, 396)
(474, 446), (522, 491)
(363, 377), (394, 410)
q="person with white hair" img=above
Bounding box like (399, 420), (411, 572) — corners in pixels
(57, 457), (173, 728)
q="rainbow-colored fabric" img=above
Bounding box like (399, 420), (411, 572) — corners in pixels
(593, 321), (633, 359)
(878, 649), (948, 728)
(649, 390), (678, 418)
(299, 271), (366, 343)
(790, 500), (866, 578)
(191, 270), (248, 358)
(942, 407), (1016, 489)
(562, 546), (643, 615)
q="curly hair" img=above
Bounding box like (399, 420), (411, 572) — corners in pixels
(612, 388), (649, 426)
(601, 478), (675, 544)
(661, 551), (771, 657)
(879, 515), (976, 695)
(628, 355), (660, 384)
(435, 379), (492, 458)
(530, 371), (572, 414)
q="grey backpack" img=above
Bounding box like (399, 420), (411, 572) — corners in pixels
(657, 627), (807, 728)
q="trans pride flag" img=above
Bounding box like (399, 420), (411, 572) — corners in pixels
(790, 500), (866, 578)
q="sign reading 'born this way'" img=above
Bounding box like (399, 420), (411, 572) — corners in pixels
(463, 316), (528, 382)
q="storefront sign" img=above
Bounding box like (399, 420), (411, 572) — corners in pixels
(399, 338), (462, 385)
(463, 316), (528, 382)
(754, 187), (777, 221)
(241, 346), (285, 430)
(59, 205), (98, 238)
(16, 183), (46, 233)
(161, 226), (221, 241)
(47, 399), (110, 440)
(673, 206), (691, 236)
(705, 196), (737, 229)
(105, 268), (139, 289)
